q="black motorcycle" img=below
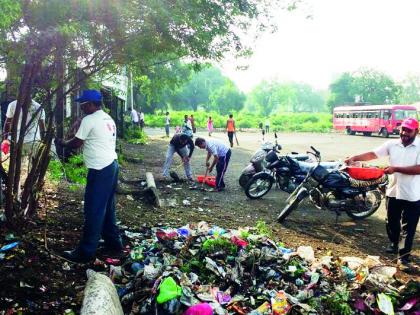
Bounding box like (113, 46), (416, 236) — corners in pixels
(277, 146), (388, 222)
(238, 140), (281, 188)
(239, 133), (309, 188)
(245, 148), (341, 199)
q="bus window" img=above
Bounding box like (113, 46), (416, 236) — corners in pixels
(374, 111), (379, 118)
(394, 109), (417, 120)
(346, 113), (350, 118)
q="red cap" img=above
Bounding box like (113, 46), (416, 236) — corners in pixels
(401, 117), (419, 130)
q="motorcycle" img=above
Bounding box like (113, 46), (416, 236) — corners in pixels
(239, 133), (309, 188)
(277, 146), (388, 222)
(245, 148), (341, 199)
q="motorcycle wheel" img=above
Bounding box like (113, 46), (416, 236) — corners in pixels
(239, 173), (252, 189)
(245, 173), (273, 199)
(277, 192), (301, 223)
(345, 190), (382, 220)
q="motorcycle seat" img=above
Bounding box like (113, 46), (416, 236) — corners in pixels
(296, 161), (341, 173)
(287, 153), (309, 161)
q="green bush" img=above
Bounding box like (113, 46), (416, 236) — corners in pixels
(144, 111), (332, 133)
(124, 126), (148, 144)
(48, 154), (87, 186)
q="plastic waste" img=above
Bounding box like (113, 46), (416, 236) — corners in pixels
(231, 236), (248, 248)
(177, 226), (191, 238)
(297, 246), (314, 262)
(1, 140), (10, 155)
(183, 303), (213, 315)
(377, 293), (394, 315)
(271, 290), (290, 315)
(131, 262), (144, 274)
(341, 266), (356, 281)
(156, 277), (182, 304)
(209, 226), (226, 236)
(0, 241), (19, 252)
(130, 246), (144, 261)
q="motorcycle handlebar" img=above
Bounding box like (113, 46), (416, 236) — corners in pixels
(310, 146), (320, 157)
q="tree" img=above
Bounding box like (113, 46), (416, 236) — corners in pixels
(326, 72), (355, 111)
(327, 69), (402, 111)
(210, 80), (246, 114)
(351, 69), (401, 105)
(399, 74), (420, 104)
(0, 0), (286, 229)
(171, 66), (226, 111)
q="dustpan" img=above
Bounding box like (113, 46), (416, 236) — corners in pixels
(197, 175), (216, 187)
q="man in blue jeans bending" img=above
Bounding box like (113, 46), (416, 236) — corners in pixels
(58, 89), (122, 263)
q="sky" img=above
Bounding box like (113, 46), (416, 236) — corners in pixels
(219, 0), (420, 92)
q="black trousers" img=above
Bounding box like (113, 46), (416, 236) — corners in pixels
(227, 132), (234, 147)
(386, 197), (420, 258)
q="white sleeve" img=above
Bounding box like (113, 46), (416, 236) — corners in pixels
(75, 117), (92, 140)
(373, 141), (392, 158)
(6, 101), (16, 119)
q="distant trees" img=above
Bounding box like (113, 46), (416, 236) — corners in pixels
(327, 69), (402, 110)
(245, 81), (326, 116)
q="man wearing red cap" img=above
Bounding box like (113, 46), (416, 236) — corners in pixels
(345, 117), (420, 266)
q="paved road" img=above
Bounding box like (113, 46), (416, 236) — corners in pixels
(146, 127), (396, 161)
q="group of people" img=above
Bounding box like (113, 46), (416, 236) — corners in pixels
(164, 113), (237, 142)
(130, 107), (145, 129)
(163, 116), (234, 192)
(3, 89), (418, 268)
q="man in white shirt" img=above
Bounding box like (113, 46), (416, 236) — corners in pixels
(195, 137), (231, 192)
(345, 117), (420, 265)
(3, 99), (45, 155)
(130, 108), (139, 127)
(58, 89), (122, 263)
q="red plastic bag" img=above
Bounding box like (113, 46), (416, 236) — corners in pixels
(1, 140), (10, 155)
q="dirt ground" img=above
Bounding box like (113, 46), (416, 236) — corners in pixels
(0, 129), (419, 313)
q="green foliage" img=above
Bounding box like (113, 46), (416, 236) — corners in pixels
(400, 74), (420, 104)
(245, 81), (327, 115)
(327, 69), (402, 110)
(124, 126), (148, 145)
(202, 237), (238, 256)
(146, 111), (332, 133)
(210, 80), (246, 114)
(48, 154), (87, 186)
(321, 285), (352, 315)
(255, 220), (272, 237)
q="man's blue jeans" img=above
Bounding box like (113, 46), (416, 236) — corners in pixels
(77, 160), (122, 258)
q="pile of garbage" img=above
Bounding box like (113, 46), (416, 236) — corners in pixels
(94, 222), (419, 314)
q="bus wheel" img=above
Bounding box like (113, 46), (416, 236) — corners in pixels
(363, 132), (372, 136)
(346, 127), (355, 135)
(380, 128), (389, 138)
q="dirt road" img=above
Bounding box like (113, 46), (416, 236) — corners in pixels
(120, 128), (419, 270)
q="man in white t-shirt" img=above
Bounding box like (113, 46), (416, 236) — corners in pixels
(195, 137), (231, 192)
(130, 108), (139, 127)
(58, 89), (122, 263)
(345, 117), (420, 265)
(3, 99), (45, 155)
